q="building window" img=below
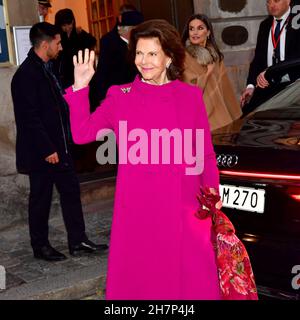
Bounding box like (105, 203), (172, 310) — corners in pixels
(87, 0), (120, 52)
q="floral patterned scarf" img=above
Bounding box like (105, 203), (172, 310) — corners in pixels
(196, 187), (258, 300)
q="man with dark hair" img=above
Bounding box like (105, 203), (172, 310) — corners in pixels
(240, 0), (300, 115)
(11, 22), (108, 261)
(89, 8), (144, 110)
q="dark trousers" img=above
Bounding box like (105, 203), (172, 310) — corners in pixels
(28, 169), (87, 250)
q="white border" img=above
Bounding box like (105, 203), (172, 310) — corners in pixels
(13, 26), (32, 66)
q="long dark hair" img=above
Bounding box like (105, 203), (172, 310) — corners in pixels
(182, 14), (223, 61)
(129, 19), (186, 80)
(55, 8), (76, 32)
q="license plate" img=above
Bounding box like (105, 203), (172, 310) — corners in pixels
(219, 184), (266, 213)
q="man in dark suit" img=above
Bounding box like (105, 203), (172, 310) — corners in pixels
(89, 9), (144, 110)
(11, 22), (108, 261)
(241, 0), (300, 115)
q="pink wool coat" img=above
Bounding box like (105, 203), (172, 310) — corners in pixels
(64, 76), (221, 300)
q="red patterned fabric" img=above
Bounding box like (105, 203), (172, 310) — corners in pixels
(196, 187), (258, 300)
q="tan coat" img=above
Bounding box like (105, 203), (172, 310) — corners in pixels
(183, 52), (242, 131)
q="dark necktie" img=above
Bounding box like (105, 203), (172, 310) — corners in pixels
(273, 19), (282, 65)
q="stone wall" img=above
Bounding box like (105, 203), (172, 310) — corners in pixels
(0, 0), (58, 230)
(193, 0), (268, 97)
(0, 0), (290, 229)
(0, 0), (267, 229)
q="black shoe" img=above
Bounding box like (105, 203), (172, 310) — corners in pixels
(33, 245), (67, 261)
(69, 239), (109, 256)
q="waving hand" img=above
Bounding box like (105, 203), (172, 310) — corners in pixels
(73, 49), (95, 91)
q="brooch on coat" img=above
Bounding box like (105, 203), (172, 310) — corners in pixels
(121, 87), (131, 94)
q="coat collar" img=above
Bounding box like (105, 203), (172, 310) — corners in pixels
(27, 47), (46, 66)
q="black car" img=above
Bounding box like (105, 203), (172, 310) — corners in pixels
(213, 95), (300, 299)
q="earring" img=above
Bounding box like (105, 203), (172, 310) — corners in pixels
(166, 60), (172, 69)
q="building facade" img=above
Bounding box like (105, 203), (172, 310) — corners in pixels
(0, 0), (276, 229)
(0, 0), (40, 230)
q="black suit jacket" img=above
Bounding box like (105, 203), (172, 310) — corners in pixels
(11, 49), (73, 174)
(89, 26), (138, 110)
(247, 13), (300, 86)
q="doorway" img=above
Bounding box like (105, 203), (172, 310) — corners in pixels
(130, 0), (194, 33)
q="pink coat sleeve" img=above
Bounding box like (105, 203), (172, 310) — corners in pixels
(194, 87), (220, 190)
(64, 86), (117, 144)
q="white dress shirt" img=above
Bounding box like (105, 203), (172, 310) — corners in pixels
(267, 7), (291, 67)
(247, 7), (291, 89)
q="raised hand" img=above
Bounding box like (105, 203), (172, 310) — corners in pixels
(73, 49), (95, 91)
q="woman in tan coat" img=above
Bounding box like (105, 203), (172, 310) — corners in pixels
(182, 14), (242, 131)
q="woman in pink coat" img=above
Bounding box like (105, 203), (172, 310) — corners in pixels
(64, 19), (221, 300)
